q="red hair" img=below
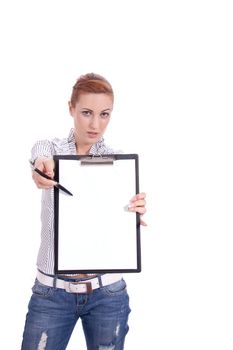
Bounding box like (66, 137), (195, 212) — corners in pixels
(70, 73), (114, 107)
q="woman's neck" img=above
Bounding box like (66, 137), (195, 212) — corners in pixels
(76, 144), (91, 155)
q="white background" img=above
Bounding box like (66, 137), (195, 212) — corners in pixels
(0, 1), (233, 349)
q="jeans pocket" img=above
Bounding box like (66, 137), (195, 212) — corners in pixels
(102, 279), (127, 296)
(32, 279), (54, 298)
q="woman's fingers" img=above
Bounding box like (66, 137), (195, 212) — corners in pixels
(128, 192), (146, 213)
(128, 192), (147, 226)
(130, 192), (146, 202)
(140, 218), (147, 226)
(128, 202), (146, 214)
(32, 157), (56, 189)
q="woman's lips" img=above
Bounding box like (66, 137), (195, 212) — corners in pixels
(87, 131), (98, 138)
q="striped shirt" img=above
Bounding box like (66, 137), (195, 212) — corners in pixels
(31, 128), (121, 275)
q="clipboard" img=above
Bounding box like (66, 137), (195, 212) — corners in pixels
(54, 154), (141, 274)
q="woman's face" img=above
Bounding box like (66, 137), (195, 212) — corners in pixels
(69, 93), (113, 154)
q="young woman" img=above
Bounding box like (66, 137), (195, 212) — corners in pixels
(21, 73), (146, 350)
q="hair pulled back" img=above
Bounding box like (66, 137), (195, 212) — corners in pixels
(70, 73), (114, 107)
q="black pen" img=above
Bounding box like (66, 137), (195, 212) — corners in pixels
(29, 161), (73, 196)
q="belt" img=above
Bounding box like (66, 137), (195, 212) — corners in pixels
(60, 274), (97, 279)
(37, 270), (123, 294)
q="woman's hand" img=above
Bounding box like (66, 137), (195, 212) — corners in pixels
(32, 157), (56, 189)
(128, 192), (147, 226)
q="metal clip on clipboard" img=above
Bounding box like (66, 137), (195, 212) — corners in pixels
(80, 155), (114, 165)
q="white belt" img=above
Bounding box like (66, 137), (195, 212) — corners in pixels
(37, 270), (123, 294)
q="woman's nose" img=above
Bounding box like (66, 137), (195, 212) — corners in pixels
(89, 115), (99, 129)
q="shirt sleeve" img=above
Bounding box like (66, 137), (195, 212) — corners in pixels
(30, 140), (54, 164)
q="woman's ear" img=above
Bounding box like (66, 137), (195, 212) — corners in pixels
(68, 101), (73, 116)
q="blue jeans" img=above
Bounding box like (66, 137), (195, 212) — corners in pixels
(21, 277), (130, 350)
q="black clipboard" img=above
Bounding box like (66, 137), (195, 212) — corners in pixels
(54, 154), (141, 274)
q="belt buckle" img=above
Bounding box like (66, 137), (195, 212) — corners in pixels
(84, 282), (93, 294)
(66, 281), (93, 294)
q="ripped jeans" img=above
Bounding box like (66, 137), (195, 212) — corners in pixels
(21, 277), (130, 350)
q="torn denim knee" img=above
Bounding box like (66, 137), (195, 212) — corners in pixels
(37, 332), (48, 350)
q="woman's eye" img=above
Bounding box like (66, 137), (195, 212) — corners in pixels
(82, 110), (91, 117)
(101, 112), (110, 119)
